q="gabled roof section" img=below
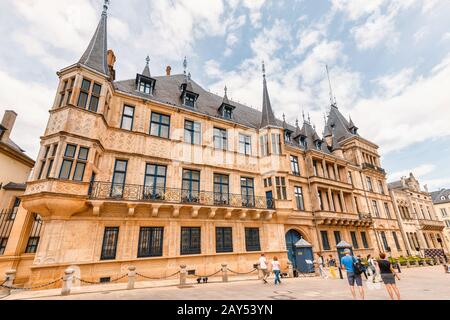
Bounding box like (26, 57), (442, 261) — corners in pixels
(78, 4), (109, 76)
(325, 105), (359, 142)
(431, 189), (450, 204)
(260, 62), (279, 129)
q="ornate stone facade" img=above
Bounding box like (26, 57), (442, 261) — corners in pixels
(15, 4), (413, 286)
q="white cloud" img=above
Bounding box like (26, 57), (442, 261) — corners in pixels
(351, 11), (398, 50)
(352, 54), (450, 153)
(372, 68), (415, 98)
(331, 0), (387, 20)
(388, 164), (435, 182)
(0, 69), (54, 158)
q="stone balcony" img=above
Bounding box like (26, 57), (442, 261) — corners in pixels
(362, 162), (386, 175)
(419, 219), (445, 231)
(87, 181), (276, 220)
(314, 211), (373, 227)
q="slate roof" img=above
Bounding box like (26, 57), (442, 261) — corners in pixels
(325, 104), (359, 144)
(78, 9), (109, 76)
(114, 74), (293, 131)
(2, 182), (26, 191)
(260, 74), (279, 129)
(388, 180), (404, 190)
(431, 189), (450, 204)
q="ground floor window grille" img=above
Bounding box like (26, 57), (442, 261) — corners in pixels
(100, 227), (119, 260)
(138, 227), (164, 258)
(181, 227), (201, 255)
(25, 214), (43, 254)
(245, 228), (261, 252)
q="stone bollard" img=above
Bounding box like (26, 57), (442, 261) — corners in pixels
(127, 266), (136, 290)
(222, 264), (228, 283)
(61, 268), (75, 296)
(434, 257), (440, 265)
(406, 260), (411, 268)
(287, 261), (294, 278)
(179, 265), (187, 286)
(0, 269), (17, 295)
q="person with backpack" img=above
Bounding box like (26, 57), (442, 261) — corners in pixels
(367, 254), (378, 282)
(341, 249), (365, 300)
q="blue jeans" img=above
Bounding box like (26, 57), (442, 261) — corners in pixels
(274, 270), (281, 284)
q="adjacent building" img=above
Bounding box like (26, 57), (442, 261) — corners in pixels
(389, 173), (448, 259)
(15, 3), (409, 286)
(431, 189), (450, 251)
(0, 110), (38, 282)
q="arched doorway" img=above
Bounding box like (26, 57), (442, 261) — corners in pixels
(285, 229), (303, 268)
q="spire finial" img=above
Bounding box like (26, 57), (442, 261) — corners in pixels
(188, 72), (191, 81)
(326, 65), (337, 107)
(183, 56), (188, 75)
(308, 113), (311, 124)
(283, 113), (286, 122)
(146, 55), (150, 66)
(296, 118), (299, 127)
(262, 60), (266, 78)
(102, 0), (110, 15)
(302, 109), (305, 122)
(224, 85), (228, 96)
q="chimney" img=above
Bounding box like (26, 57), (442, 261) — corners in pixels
(107, 49), (116, 80)
(1, 110), (17, 142)
(166, 66), (172, 76)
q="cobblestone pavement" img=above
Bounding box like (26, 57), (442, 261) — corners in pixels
(5, 266), (450, 300)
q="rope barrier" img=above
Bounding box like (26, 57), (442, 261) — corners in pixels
(74, 274), (127, 285)
(0, 278), (62, 291)
(226, 268), (258, 275)
(188, 270), (222, 278)
(136, 271), (180, 281)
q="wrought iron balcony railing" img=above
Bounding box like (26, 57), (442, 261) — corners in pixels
(89, 182), (275, 210)
(362, 163), (386, 175)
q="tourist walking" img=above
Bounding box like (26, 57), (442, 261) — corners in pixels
(357, 255), (368, 280)
(272, 257), (281, 285)
(377, 253), (401, 300)
(328, 255), (337, 279)
(367, 254), (377, 282)
(316, 253), (328, 279)
(259, 254), (270, 284)
(341, 249), (365, 300)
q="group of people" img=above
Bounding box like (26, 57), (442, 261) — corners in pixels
(258, 250), (402, 300)
(332, 249), (401, 300)
(258, 254), (282, 285)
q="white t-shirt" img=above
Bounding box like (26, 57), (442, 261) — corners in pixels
(259, 256), (267, 269)
(272, 261), (281, 271)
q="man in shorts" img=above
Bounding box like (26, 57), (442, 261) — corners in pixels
(341, 249), (365, 300)
(259, 254), (270, 284)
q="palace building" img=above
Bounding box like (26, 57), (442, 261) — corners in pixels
(14, 2), (412, 286)
(389, 174), (448, 259)
(431, 188), (450, 251)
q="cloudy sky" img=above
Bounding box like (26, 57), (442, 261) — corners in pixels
(0, 0), (449, 190)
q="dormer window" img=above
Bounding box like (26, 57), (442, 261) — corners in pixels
(184, 92), (197, 108)
(300, 137), (307, 149)
(284, 131), (292, 143)
(315, 140), (322, 150)
(223, 106), (233, 119)
(136, 74), (156, 95)
(139, 80), (152, 94)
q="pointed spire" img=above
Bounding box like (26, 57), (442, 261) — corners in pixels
(222, 85), (230, 105)
(326, 65), (337, 108)
(302, 109), (306, 123)
(260, 61), (278, 129)
(183, 56), (188, 76)
(142, 55), (151, 77)
(79, 0), (109, 76)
